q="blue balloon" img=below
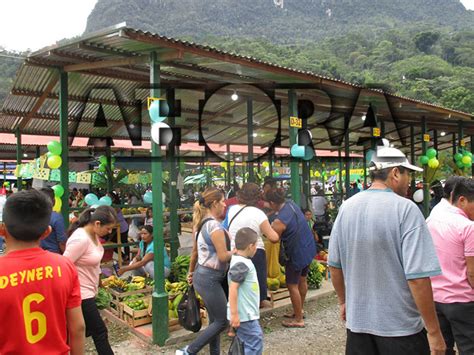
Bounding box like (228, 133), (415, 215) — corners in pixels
(290, 144), (305, 158)
(84, 193), (99, 206)
(303, 147), (315, 161)
(99, 196), (113, 206)
(143, 191), (153, 204)
(148, 100), (168, 123)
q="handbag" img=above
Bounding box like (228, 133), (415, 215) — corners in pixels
(228, 332), (245, 355)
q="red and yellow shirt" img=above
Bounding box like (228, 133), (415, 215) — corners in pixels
(0, 248), (81, 354)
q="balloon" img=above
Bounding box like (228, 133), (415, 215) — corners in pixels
(428, 158), (439, 169)
(426, 148), (437, 159)
(47, 141), (62, 155)
(456, 160), (465, 169)
(90, 204), (100, 209)
(290, 144), (305, 158)
(273, 172), (280, 177)
(413, 189), (424, 203)
(53, 197), (62, 212)
(461, 155), (472, 165)
(303, 147), (314, 161)
(84, 193), (99, 206)
(466, 152), (473, 159)
(47, 155), (62, 169)
(143, 191), (153, 204)
(230, 161), (235, 167)
(99, 155), (107, 164)
(52, 185), (64, 198)
(454, 153), (463, 161)
(99, 196), (112, 206)
(315, 171), (321, 177)
(151, 122), (172, 145)
(419, 155), (429, 165)
(148, 99), (169, 123)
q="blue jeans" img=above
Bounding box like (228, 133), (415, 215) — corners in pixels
(236, 320), (263, 355)
(188, 265), (228, 355)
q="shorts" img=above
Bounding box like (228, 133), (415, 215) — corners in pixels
(285, 263), (310, 285)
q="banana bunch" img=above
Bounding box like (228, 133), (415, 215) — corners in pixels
(170, 255), (191, 283)
(102, 275), (128, 291)
(165, 280), (188, 296)
(126, 276), (146, 291)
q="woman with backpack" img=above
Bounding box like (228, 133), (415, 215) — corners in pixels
(178, 187), (232, 355)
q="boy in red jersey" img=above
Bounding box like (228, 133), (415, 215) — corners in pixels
(0, 189), (85, 354)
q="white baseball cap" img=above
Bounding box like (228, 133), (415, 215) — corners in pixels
(369, 139), (423, 172)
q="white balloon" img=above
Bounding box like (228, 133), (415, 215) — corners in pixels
(151, 122), (171, 145)
(413, 189), (424, 203)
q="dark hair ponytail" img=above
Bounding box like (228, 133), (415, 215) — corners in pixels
(68, 205), (117, 236)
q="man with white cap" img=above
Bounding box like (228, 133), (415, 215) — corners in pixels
(329, 139), (446, 354)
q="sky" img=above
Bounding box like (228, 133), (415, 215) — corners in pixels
(0, 0), (473, 52)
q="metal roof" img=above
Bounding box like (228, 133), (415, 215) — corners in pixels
(1, 24), (473, 157)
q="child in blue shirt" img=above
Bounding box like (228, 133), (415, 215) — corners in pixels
(228, 227), (263, 355)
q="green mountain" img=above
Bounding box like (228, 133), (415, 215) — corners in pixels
(85, 0), (473, 43)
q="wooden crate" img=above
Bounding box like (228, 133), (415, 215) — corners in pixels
(123, 297), (152, 327)
(107, 287), (153, 319)
(268, 288), (290, 307)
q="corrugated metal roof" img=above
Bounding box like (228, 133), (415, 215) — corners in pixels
(1, 24), (472, 154)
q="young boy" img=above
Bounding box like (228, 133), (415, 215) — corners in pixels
(228, 227), (263, 355)
(0, 189), (85, 354)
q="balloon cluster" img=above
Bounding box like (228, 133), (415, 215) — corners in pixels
(46, 141), (62, 170)
(52, 185), (64, 212)
(97, 155), (115, 172)
(418, 148), (439, 169)
(454, 149), (473, 169)
(84, 193), (112, 208)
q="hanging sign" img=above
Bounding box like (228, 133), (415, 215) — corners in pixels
(423, 134), (430, 142)
(290, 116), (302, 128)
(76, 172), (92, 184)
(372, 127), (381, 137)
(460, 139), (466, 147)
(33, 168), (50, 181)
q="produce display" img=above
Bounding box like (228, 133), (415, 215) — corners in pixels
(102, 275), (150, 292)
(267, 266), (286, 291)
(170, 255), (191, 283)
(307, 260), (326, 289)
(96, 288), (112, 310)
(125, 296), (149, 311)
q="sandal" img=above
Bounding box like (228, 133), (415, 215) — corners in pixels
(283, 312), (305, 319)
(281, 320), (305, 328)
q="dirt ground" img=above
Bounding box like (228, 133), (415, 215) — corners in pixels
(86, 292), (346, 354)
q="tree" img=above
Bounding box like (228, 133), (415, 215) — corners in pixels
(414, 31), (440, 53)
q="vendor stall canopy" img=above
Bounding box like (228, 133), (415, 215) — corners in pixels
(2, 23), (473, 158)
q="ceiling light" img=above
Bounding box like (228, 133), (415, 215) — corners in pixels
(231, 91), (238, 101)
(440, 131), (446, 137)
(129, 124), (135, 129)
(23, 153), (28, 158)
(253, 133), (258, 138)
(361, 115), (366, 121)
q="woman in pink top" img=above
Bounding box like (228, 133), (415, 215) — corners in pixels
(64, 206), (117, 355)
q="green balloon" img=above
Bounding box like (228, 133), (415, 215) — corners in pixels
(99, 155), (107, 164)
(52, 185), (64, 198)
(454, 153), (463, 161)
(419, 156), (429, 165)
(426, 148), (437, 159)
(47, 141), (62, 155)
(456, 160), (465, 169)
(466, 152), (473, 159)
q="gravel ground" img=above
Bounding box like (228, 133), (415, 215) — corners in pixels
(86, 293), (346, 354)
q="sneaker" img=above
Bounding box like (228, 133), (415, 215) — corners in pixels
(175, 346), (191, 355)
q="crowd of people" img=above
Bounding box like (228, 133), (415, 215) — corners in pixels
(0, 141), (472, 354)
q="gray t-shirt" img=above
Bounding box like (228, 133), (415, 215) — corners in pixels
(328, 189), (441, 337)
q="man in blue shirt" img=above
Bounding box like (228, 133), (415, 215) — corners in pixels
(39, 187), (67, 254)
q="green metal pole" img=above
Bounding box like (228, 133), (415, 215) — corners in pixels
(105, 145), (113, 193)
(226, 144), (231, 189)
(288, 89), (301, 206)
(269, 147), (273, 178)
(301, 116), (310, 207)
(344, 127), (350, 199)
(247, 98), (254, 182)
(421, 117), (430, 217)
(338, 150), (343, 201)
(168, 90), (179, 261)
(15, 128), (22, 191)
(363, 148), (367, 188)
(410, 125), (416, 195)
(59, 70), (69, 229)
(150, 52), (169, 346)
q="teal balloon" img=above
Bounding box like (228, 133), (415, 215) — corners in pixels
(84, 193), (99, 206)
(143, 191), (153, 204)
(454, 153), (463, 161)
(303, 147), (315, 161)
(456, 160), (465, 169)
(52, 185), (64, 198)
(426, 148), (437, 159)
(47, 141), (62, 155)
(290, 144), (305, 158)
(99, 196), (112, 206)
(149, 100), (168, 123)
(419, 156), (429, 165)
(99, 155), (107, 164)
